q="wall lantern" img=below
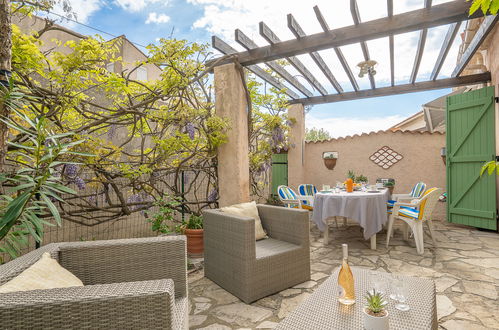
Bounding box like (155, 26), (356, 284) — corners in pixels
(440, 147), (446, 165)
(323, 151), (339, 170)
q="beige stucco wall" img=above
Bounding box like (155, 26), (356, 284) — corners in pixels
(288, 104), (305, 187)
(300, 131), (447, 219)
(214, 63), (250, 207)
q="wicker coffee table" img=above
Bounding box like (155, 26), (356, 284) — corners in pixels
(277, 267), (437, 330)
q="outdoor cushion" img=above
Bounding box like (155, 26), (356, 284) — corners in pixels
(398, 207), (419, 219)
(221, 201), (268, 240)
(0, 252), (83, 293)
(387, 199), (397, 207)
(255, 238), (300, 259)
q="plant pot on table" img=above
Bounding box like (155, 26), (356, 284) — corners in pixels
(363, 307), (389, 330)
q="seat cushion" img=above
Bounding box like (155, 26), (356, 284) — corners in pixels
(387, 200), (396, 208)
(255, 238), (300, 259)
(398, 207), (419, 219)
(221, 201), (267, 240)
(0, 252), (83, 293)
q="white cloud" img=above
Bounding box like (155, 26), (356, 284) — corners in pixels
(146, 12), (170, 24)
(188, 0), (462, 91)
(50, 0), (102, 24)
(115, 0), (164, 12)
(305, 113), (407, 138)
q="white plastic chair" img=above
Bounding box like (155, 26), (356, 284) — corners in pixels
(277, 185), (313, 210)
(387, 181), (426, 207)
(386, 187), (442, 255)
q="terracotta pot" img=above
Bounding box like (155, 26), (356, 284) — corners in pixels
(184, 229), (204, 257)
(323, 158), (337, 170)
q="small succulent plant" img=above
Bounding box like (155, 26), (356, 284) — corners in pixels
(365, 290), (387, 315)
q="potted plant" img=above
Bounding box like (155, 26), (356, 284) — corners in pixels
(182, 214), (204, 257)
(383, 181), (395, 195)
(323, 152), (338, 170)
(363, 290), (389, 330)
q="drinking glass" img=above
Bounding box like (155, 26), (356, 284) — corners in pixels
(390, 277), (402, 301)
(369, 271), (386, 295)
(395, 282), (410, 311)
(322, 184), (330, 191)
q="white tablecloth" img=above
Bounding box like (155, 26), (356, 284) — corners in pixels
(312, 189), (390, 239)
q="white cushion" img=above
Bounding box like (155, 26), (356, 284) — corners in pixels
(220, 201), (268, 240)
(0, 252), (84, 293)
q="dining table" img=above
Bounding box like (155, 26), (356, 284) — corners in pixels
(311, 188), (390, 249)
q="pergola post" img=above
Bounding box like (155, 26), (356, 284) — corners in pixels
(214, 63), (250, 207)
(287, 103), (305, 190)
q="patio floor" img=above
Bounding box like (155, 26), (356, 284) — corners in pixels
(187, 219), (499, 330)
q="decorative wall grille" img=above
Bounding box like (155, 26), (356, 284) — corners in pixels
(369, 146), (403, 169)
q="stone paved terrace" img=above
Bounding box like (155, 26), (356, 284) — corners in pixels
(187, 219), (499, 330)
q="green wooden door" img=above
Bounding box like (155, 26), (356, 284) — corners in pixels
(271, 153), (288, 196)
(446, 86), (497, 230)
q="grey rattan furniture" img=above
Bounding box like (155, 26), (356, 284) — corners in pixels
(0, 236), (188, 330)
(203, 204), (310, 303)
(277, 267), (437, 330)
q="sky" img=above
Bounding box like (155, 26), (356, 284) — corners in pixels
(46, 0), (464, 138)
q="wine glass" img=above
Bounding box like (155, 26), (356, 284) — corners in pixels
(394, 282), (410, 311)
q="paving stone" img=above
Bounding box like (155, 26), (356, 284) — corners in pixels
(461, 258), (499, 269)
(440, 319), (489, 330)
(280, 288), (301, 297)
(453, 312), (476, 322)
(459, 250), (496, 258)
(255, 296), (280, 310)
(481, 317), (499, 329)
(436, 295), (456, 319)
(451, 285), (463, 292)
(194, 297), (211, 303)
(194, 302), (211, 314)
(212, 303), (273, 327)
(419, 258), (433, 267)
(198, 323), (231, 330)
(256, 321), (279, 329)
(189, 315), (207, 328)
(484, 268), (499, 280)
(292, 280), (317, 289)
(434, 277), (459, 293)
(202, 286), (239, 305)
(311, 272), (329, 281)
(278, 293), (311, 319)
(462, 280), (498, 300)
(311, 263), (331, 272)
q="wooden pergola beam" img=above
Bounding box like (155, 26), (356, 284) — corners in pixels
(211, 36), (299, 99)
(235, 29), (313, 97)
(387, 0), (394, 86)
(287, 14), (343, 93)
(350, 0), (375, 89)
(452, 15), (499, 77)
(208, 1), (482, 67)
(259, 22), (328, 95)
(313, 5), (359, 91)
(430, 22), (461, 80)
(289, 72), (491, 105)
(410, 0), (432, 84)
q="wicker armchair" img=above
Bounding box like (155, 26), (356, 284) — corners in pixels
(0, 236), (188, 330)
(203, 204), (310, 303)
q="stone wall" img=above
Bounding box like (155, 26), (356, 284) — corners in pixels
(296, 130), (447, 219)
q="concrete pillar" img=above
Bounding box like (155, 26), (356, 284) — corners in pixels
(214, 63), (250, 207)
(287, 103), (306, 190)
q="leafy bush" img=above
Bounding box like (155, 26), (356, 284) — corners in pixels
(183, 214), (203, 230)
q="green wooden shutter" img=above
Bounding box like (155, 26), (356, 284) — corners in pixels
(271, 153), (288, 196)
(446, 86), (497, 230)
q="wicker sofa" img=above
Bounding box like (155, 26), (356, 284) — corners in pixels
(0, 236), (188, 330)
(203, 204), (310, 303)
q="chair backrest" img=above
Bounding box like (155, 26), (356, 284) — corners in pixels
(278, 185), (298, 201)
(418, 187), (442, 221)
(410, 182), (427, 198)
(298, 184), (317, 196)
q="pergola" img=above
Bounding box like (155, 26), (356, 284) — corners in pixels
(209, 0), (496, 105)
(209, 0), (497, 207)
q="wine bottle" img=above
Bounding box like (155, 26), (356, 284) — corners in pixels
(338, 243), (355, 305)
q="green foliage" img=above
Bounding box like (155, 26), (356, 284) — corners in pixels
(480, 160), (499, 176)
(305, 127), (331, 142)
(469, 0), (499, 15)
(365, 290), (387, 314)
(383, 181), (395, 188)
(347, 170), (367, 183)
(183, 214), (203, 230)
(0, 101), (89, 259)
(146, 195), (182, 235)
